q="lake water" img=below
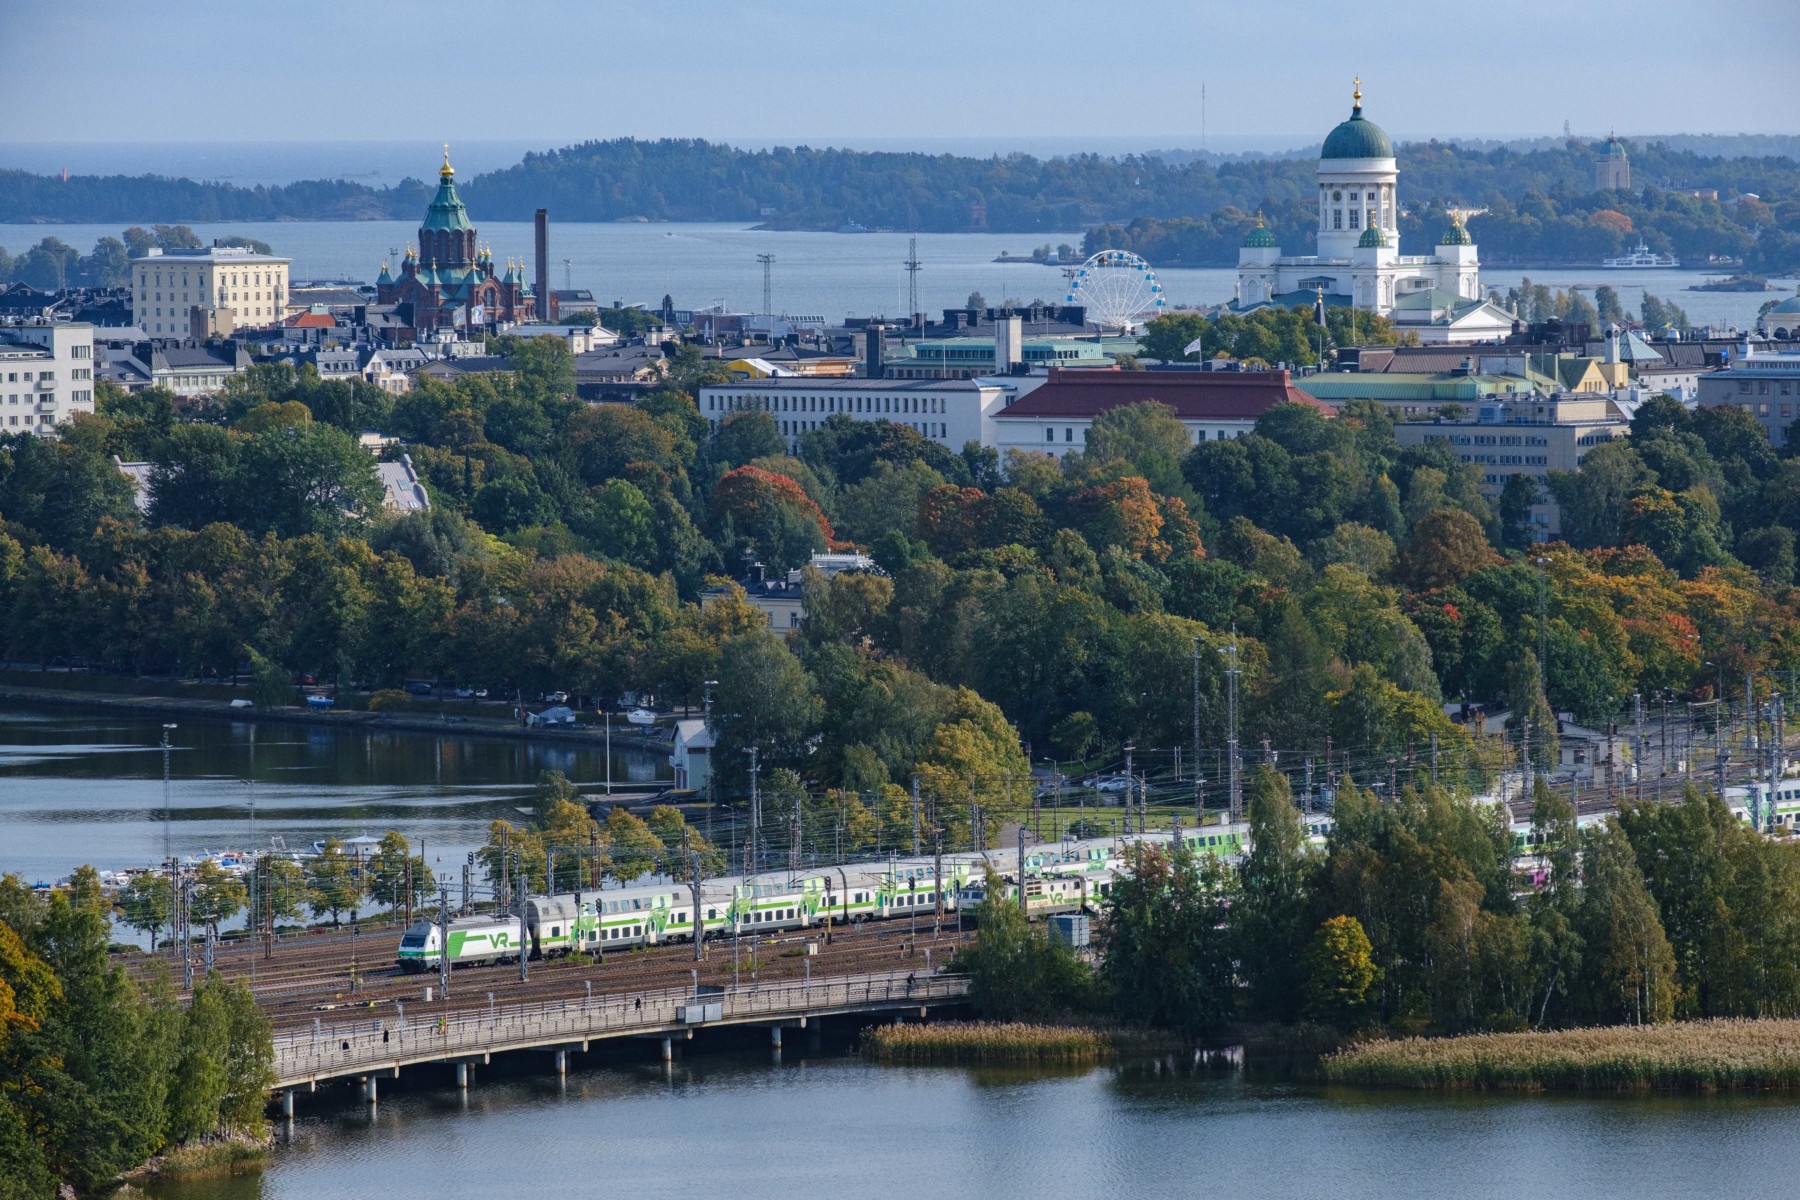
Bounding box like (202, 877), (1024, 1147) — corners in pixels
(1, 219), (1789, 330)
(140, 1046), (1800, 1200)
(0, 702), (667, 885)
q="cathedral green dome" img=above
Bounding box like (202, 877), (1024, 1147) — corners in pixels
(1440, 218), (1472, 246)
(1357, 223), (1388, 249)
(421, 147), (474, 234)
(1321, 81), (1393, 160)
(1243, 213), (1276, 248)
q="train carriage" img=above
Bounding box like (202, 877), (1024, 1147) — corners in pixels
(397, 915), (525, 972)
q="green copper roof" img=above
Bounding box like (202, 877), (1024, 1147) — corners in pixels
(1322, 104), (1394, 161)
(1358, 223), (1388, 249)
(421, 171), (474, 234)
(1243, 215), (1276, 248)
(1603, 139), (1626, 157)
(1440, 220), (1472, 246)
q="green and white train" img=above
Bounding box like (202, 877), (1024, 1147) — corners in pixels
(398, 823), (1310, 973)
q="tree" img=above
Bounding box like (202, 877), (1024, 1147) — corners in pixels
(710, 630), (822, 783)
(116, 873), (174, 951)
(1100, 843), (1238, 1036)
(306, 838), (361, 927)
(1048, 710), (1098, 761)
(1084, 400), (1193, 495)
(247, 645), (295, 708)
(712, 464), (834, 572)
(261, 857), (309, 926)
(1137, 312), (1210, 362)
(367, 831), (425, 915)
(1574, 820), (1676, 1025)
(1237, 765), (1313, 1020)
(1303, 915), (1381, 1029)
(605, 807), (665, 882)
(1497, 474), (1539, 550)
(188, 859), (247, 937)
(588, 478), (657, 565)
(958, 868), (1094, 1019)
(1396, 507), (1493, 591)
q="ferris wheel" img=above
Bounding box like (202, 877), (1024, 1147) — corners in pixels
(1063, 250), (1167, 332)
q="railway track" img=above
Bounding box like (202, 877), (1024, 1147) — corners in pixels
(130, 915), (975, 1031)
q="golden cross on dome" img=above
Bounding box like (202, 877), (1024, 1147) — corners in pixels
(441, 143), (454, 176)
(1352, 77), (1362, 106)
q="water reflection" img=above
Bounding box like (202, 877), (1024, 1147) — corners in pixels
(137, 1044), (1800, 1200)
(0, 703), (667, 881)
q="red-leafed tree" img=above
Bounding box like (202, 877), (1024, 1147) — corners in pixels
(712, 465), (838, 571)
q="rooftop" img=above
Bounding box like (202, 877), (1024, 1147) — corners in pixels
(998, 366), (1331, 420)
(132, 245), (289, 265)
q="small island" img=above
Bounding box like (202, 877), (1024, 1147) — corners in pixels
(1688, 274), (1771, 292)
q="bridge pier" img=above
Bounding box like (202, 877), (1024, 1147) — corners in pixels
(281, 1090), (294, 1118)
(455, 1062), (469, 1089)
(554, 1049), (567, 1077)
(362, 1075), (377, 1105)
(662, 1037), (673, 1063)
(770, 1026), (782, 1050)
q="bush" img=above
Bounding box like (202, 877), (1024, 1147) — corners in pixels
(367, 689), (410, 713)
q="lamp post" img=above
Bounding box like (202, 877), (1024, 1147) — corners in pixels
(160, 724), (178, 868)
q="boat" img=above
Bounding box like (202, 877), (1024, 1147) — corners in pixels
(836, 221), (871, 234)
(1602, 241), (1680, 269)
(625, 707), (659, 727)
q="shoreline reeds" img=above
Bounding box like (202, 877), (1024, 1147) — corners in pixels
(1324, 1018), (1800, 1092)
(861, 1021), (1113, 1065)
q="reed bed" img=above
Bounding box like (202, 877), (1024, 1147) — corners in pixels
(862, 1021), (1112, 1065)
(1324, 1019), (1800, 1092)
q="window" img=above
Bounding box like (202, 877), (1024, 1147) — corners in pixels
(1333, 210), (1343, 229)
(1064, 427), (1073, 442)
(1349, 209), (1360, 229)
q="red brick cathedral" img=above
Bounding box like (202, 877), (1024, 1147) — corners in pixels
(375, 147), (532, 333)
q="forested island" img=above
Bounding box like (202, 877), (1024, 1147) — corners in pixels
(2, 135), (1797, 272)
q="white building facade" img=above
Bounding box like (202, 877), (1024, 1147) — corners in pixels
(1236, 81), (1484, 316)
(697, 377), (1016, 452)
(131, 244), (291, 337)
(0, 321), (97, 436)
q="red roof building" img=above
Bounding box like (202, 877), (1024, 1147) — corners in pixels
(992, 366), (1330, 457)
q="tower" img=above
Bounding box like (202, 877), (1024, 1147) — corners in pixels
(1316, 78), (1398, 261)
(1435, 213), (1480, 301)
(420, 146), (476, 269)
(1236, 212), (1280, 306)
(1597, 134), (1630, 191)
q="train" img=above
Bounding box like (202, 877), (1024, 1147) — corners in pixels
(395, 826), (1255, 973)
(401, 788), (1784, 973)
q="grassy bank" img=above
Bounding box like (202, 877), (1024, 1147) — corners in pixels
(118, 1133), (268, 1187)
(862, 1021), (1112, 1065)
(1324, 1018), (1800, 1092)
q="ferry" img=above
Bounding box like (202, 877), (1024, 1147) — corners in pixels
(1602, 241), (1680, 269)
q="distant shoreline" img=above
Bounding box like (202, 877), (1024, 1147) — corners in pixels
(0, 680), (671, 753)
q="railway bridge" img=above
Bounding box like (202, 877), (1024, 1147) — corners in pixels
(273, 969), (968, 1106)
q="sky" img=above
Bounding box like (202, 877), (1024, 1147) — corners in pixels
(8, 0), (1798, 155)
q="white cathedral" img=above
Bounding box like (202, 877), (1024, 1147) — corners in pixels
(1235, 81), (1513, 344)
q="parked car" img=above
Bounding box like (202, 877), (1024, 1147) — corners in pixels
(404, 681), (434, 697)
(545, 691), (569, 704)
(1081, 774), (1132, 794)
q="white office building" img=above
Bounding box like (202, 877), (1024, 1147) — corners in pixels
(698, 377), (1017, 452)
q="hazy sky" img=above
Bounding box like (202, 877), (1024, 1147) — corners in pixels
(10, 0), (1797, 149)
